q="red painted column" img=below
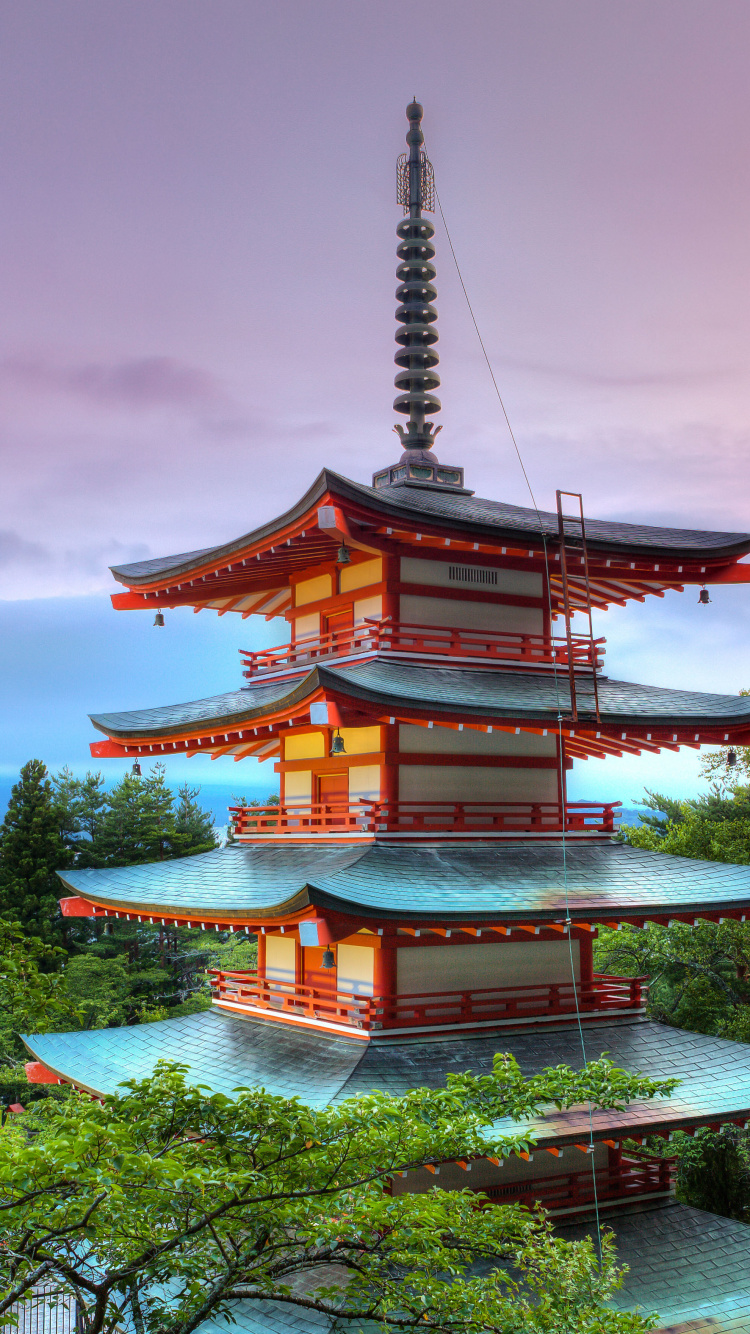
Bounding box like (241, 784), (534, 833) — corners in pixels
(381, 722), (399, 819)
(373, 931), (398, 1025)
(578, 931), (594, 984)
(256, 931), (266, 978)
(578, 930), (594, 1008)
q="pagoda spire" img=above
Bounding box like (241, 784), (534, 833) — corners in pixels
(373, 102), (466, 493)
(393, 100), (441, 451)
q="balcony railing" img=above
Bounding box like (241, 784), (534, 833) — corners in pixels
(240, 620), (605, 679)
(229, 799), (622, 839)
(210, 970), (647, 1034)
(472, 1154), (676, 1213)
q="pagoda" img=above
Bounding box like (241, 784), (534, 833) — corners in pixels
(24, 104), (750, 1331)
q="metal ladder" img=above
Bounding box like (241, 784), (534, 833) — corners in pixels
(556, 490), (601, 724)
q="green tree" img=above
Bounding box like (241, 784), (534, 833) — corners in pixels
(79, 765), (218, 867)
(59, 955), (131, 1030)
(52, 768), (109, 856)
(595, 919), (750, 1037)
(0, 760), (71, 943)
(172, 782), (217, 856)
(675, 1125), (750, 1221)
(0, 920), (78, 1067)
(0, 1059), (673, 1334)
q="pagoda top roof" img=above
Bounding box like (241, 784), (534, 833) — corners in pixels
(109, 469), (750, 588)
(56, 840), (750, 924)
(89, 658), (750, 741)
(22, 1010), (750, 1146)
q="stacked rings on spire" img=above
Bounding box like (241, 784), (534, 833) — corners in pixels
(393, 215), (441, 420)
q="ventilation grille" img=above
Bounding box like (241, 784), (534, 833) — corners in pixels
(448, 565), (498, 586)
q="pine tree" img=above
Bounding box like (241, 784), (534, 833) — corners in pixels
(0, 760), (71, 943)
(52, 768), (109, 857)
(83, 765), (218, 866)
(173, 783), (218, 856)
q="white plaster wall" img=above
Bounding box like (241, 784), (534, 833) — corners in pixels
(294, 612), (320, 640)
(354, 594), (382, 624)
(398, 765), (558, 803)
(401, 557), (542, 597)
(349, 765), (381, 801)
(397, 940), (580, 994)
(284, 770), (312, 802)
(295, 574), (332, 606)
(399, 724), (556, 756)
(400, 594), (543, 634)
(266, 935), (297, 984)
(337, 943), (375, 997)
(341, 558), (382, 592)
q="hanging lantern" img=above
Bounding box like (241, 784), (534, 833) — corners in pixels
(131, 760), (142, 776)
(321, 947), (336, 969)
(330, 729), (346, 756)
(698, 588), (711, 605)
(153, 610), (165, 626)
(336, 542), (351, 565)
(727, 749), (738, 768)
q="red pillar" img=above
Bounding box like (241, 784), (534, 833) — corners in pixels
(381, 554), (399, 623)
(256, 931), (266, 978)
(373, 933), (398, 1025)
(578, 931), (594, 1008)
(578, 931), (594, 985)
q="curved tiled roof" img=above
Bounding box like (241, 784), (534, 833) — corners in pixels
(22, 1008), (750, 1332)
(89, 658), (750, 739)
(110, 469), (750, 586)
(22, 1012), (750, 1146)
(57, 839), (750, 922)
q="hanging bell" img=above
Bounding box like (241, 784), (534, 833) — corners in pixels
(727, 749), (738, 768)
(698, 588), (711, 605)
(131, 760), (142, 776)
(153, 610), (165, 626)
(321, 947), (336, 969)
(330, 729), (346, 756)
(336, 542), (351, 565)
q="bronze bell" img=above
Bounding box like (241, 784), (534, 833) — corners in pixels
(321, 947), (336, 969)
(330, 729), (346, 755)
(131, 760), (142, 776)
(153, 610), (165, 626)
(727, 750), (738, 768)
(336, 542), (351, 565)
(698, 588), (711, 605)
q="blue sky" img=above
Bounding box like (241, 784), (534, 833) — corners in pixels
(2, 1), (750, 820)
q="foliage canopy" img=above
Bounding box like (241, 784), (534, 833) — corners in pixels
(0, 1060), (675, 1334)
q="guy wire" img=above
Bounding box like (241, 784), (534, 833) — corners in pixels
(433, 181), (604, 1266)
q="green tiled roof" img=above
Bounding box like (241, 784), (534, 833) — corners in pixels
(110, 469), (750, 587)
(89, 658), (750, 739)
(22, 1014), (750, 1147)
(188, 1200), (750, 1333)
(57, 840), (750, 923)
(561, 1202), (750, 1332)
(23, 1012), (750, 1332)
(22, 1009), (364, 1105)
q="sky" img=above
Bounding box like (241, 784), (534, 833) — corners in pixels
(2, 0), (750, 816)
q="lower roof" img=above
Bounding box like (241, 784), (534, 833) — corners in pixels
(22, 1011), (750, 1147)
(181, 1200), (750, 1333)
(89, 658), (750, 739)
(57, 839), (750, 923)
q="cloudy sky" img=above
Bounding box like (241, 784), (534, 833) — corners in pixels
(2, 0), (750, 810)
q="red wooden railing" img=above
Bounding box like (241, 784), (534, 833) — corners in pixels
(210, 970), (647, 1032)
(229, 799), (622, 838)
(472, 1154), (676, 1212)
(240, 619), (606, 678)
